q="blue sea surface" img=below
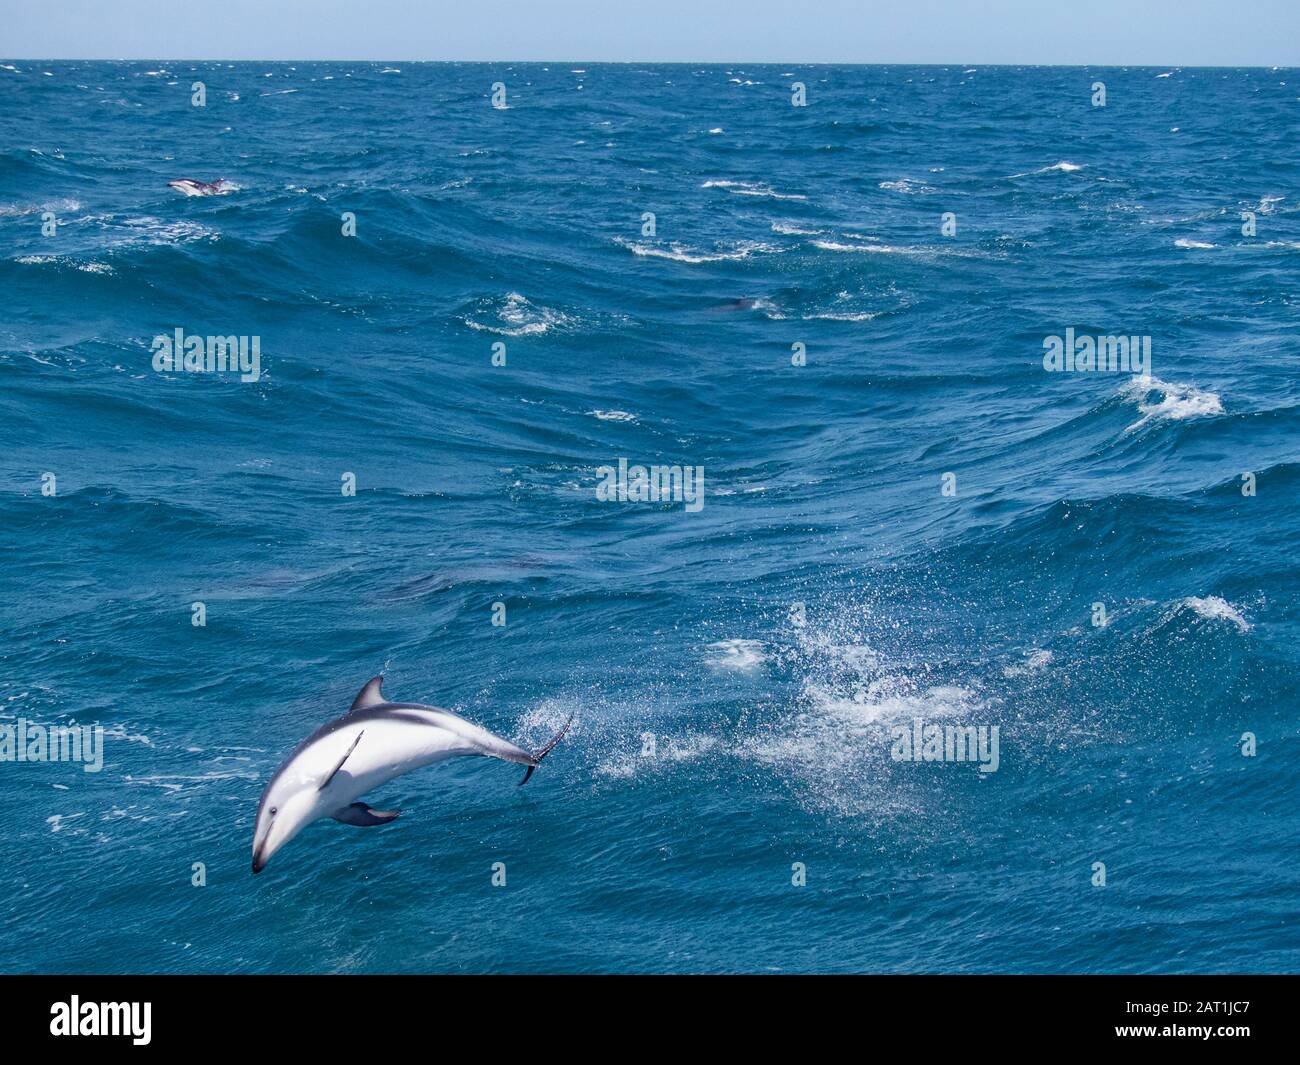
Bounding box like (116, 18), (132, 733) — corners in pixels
(1, 61), (1297, 974)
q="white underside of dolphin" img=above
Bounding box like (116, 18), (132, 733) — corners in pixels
(251, 676), (572, 873)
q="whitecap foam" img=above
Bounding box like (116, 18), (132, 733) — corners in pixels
(879, 178), (936, 194)
(1180, 596), (1251, 633)
(74, 215), (219, 250)
(0, 197), (82, 218)
(701, 179), (807, 201)
(760, 299), (880, 321)
(594, 734), (719, 779)
(812, 239), (918, 255)
(1010, 161), (1084, 178)
(588, 409), (637, 422)
(801, 679), (979, 727)
(1175, 238), (1216, 249)
(511, 697), (578, 749)
(101, 724), (153, 747)
(771, 221), (823, 236)
(734, 668), (990, 819)
(805, 309), (879, 322)
(1120, 375), (1223, 431)
(1002, 649), (1054, 677)
(47, 813), (86, 834)
(616, 237), (777, 263)
(728, 614), (997, 817)
(464, 292), (571, 336)
(705, 639), (767, 672)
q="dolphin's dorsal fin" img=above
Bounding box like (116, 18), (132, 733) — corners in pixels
(319, 730), (364, 791)
(350, 676), (386, 712)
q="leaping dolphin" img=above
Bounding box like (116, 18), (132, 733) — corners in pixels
(251, 676), (572, 873)
(168, 178), (237, 197)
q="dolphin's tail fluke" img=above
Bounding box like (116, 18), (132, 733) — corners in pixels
(519, 714), (575, 786)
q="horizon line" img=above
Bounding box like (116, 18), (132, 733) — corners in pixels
(3, 58), (1298, 69)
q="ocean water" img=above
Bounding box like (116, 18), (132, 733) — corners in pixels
(1, 62), (1298, 974)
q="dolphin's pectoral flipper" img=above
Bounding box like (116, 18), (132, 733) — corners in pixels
(518, 714), (575, 786)
(319, 730), (364, 791)
(331, 803), (400, 827)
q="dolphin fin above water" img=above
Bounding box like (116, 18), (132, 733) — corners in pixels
(349, 676), (386, 711)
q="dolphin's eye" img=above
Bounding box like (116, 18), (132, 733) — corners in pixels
(270, 807), (278, 816)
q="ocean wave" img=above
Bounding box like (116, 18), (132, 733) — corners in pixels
(2, 62), (1296, 973)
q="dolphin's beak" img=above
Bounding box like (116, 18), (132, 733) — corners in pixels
(251, 844), (267, 874)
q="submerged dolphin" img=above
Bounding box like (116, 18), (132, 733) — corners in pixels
(251, 676), (572, 873)
(707, 297), (766, 313)
(168, 178), (236, 197)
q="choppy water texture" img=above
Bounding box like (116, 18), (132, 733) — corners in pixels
(1, 62), (1298, 974)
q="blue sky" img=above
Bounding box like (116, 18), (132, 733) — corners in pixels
(2, 0), (1298, 64)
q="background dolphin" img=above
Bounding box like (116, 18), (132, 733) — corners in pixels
(168, 178), (237, 196)
(251, 676), (572, 873)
